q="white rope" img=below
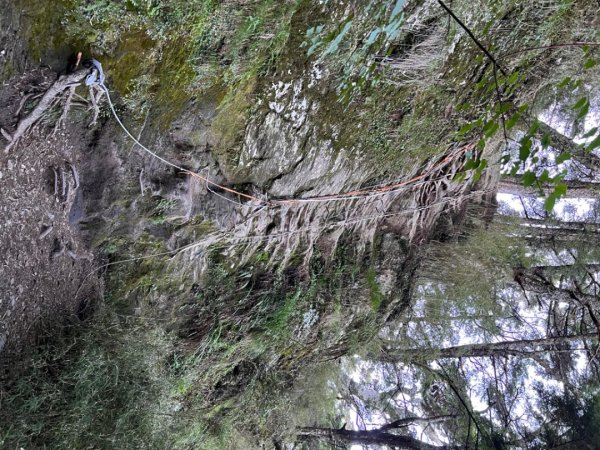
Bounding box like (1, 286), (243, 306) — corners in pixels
(100, 83), (184, 172)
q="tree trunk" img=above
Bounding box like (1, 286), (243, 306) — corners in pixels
(498, 176), (599, 199)
(536, 121), (600, 174)
(513, 266), (599, 305)
(297, 426), (458, 449)
(498, 217), (600, 244)
(380, 333), (597, 361)
(516, 264), (600, 276)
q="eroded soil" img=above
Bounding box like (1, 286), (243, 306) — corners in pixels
(0, 68), (102, 364)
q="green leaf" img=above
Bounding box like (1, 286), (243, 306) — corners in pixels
(584, 58), (597, 70)
(541, 133), (551, 149)
(544, 194), (557, 212)
(483, 120), (499, 138)
(557, 76), (572, 88)
(453, 171), (467, 183)
(576, 99), (590, 120)
(495, 102), (512, 115)
(538, 169), (550, 184)
(365, 28), (382, 46)
(472, 159), (488, 183)
(506, 71), (520, 85)
(583, 127), (598, 138)
(463, 158), (478, 170)
(510, 164), (520, 177)
(458, 122), (476, 136)
(390, 0), (406, 18)
(527, 120), (540, 136)
(556, 152), (572, 164)
(554, 182), (567, 197)
(573, 97), (588, 109)
(384, 18), (403, 40)
(322, 20), (353, 57)
(586, 134), (600, 152)
(522, 171), (536, 187)
(519, 137), (532, 160)
(506, 112), (521, 130)
(307, 42), (322, 56)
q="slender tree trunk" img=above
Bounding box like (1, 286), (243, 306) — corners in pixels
(297, 425), (459, 449)
(498, 176), (599, 198)
(536, 121), (600, 174)
(517, 264), (600, 275)
(512, 216), (600, 229)
(498, 216), (600, 244)
(513, 266), (599, 305)
(380, 333), (597, 361)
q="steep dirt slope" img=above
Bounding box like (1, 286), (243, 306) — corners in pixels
(0, 68), (104, 358)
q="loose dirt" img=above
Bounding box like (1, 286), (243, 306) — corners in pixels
(0, 68), (102, 366)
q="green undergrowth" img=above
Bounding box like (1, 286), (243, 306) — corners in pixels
(0, 314), (173, 450)
(0, 220), (405, 448)
(17, 0), (302, 129)
(0, 240), (386, 448)
(163, 242), (385, 447)
(7, 0), (600, 448)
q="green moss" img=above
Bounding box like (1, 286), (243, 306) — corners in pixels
(264, 290), (301, 338)
(210, 76), (257, 174)
(99, 31), (156, 94)
(19, 0), (88, 66)
(365, 268), (382, 312)
(0, 61), (16, 84)
(152, 38), (198, 128)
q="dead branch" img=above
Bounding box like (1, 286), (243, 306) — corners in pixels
(0, 128), (12, 143)
(88, 85), (104, 127)
(38, 225), (53, 240)
(60, 166), (66, 198)
(52, 166), (59, 195)
(14, 93), (32, 117)
(139, 168), (146, 196)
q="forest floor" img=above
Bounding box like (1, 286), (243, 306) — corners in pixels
(0, 67), (101, 359)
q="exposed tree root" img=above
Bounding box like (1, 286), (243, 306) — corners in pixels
(3, 68), (89, 153)
(14, 93), (33, 118)
(88, 85), (104, 127)
(0, 128), (12, 143)
(53, 85), (77, 135)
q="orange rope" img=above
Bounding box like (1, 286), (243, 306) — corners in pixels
(182, 142), (475, 207)
(101, 69), (476, 210)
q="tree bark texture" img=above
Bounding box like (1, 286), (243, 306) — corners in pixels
(297, 426), (459, 450)
(381, 333), (597, 361)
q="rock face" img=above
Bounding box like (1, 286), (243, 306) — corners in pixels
(0, 0), (491, 366)
(226, 77), (371, 199)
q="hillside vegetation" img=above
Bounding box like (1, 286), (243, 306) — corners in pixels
(1, 0), (599, 449)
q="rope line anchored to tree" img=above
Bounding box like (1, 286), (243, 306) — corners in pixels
(85, 59), (475, 211)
